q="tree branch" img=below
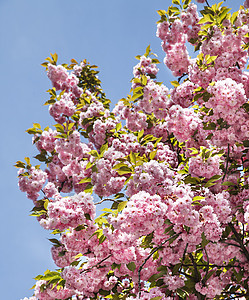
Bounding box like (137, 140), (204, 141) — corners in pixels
(179, 243), (188, 274)
(229, 222), (249, 262)
(189, 253), (201, 282)
(95, 198), (116, 205)
(205, 0), (211, 7)
(80, 254), (112, 273)
(138, 233), (180, 297)
(202, 247), (209, 285)
(222, 144), (230, 182)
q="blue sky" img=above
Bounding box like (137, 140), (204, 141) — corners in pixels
(0, 0), (242, 299)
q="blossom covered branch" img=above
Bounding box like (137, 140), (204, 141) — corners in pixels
(17, 0), (249, 299)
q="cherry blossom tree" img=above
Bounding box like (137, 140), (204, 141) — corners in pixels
(16, 0), (249, 299)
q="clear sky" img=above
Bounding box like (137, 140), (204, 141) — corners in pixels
(0, 0), (242, 299)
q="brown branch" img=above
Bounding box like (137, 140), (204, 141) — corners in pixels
(229, 222), (249, 262)
(179, 243), (188, 274)
(182, 264), (242, 269)
(189, 253), (201, 282)
(95, 198), (116, 205)
(202, 247), (209, 285)
(138, 233), (180, 297)
(205, 0), (210, 7)
(80, 254), (112, 273)
(222, 144), (230, 182)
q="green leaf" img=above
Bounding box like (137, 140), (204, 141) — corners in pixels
(75, 225), (86, 231)
(48, 238), (62, 247)
(198, 14), (214, 25)
(100, 143), (108, 156)
(171, 80), (180, 87)
(84, 184), (93, 194)
(141, 75), (147, 86)
(67, 122), (75, 131)
(85, 161), (93, 170)
(137, 129), (144, 141)
(243, 140), (249, 147)
(85, 213), (91, 220)
(129, 152), (136, 165)
(149, 150), (157, 160)
(151, 297), (162, 300)
(33, 123), (41, 129)
(172, 0), (180, 5)
(201, 232), (209, 247)
(157, 10), (166, 17)
(117, 201), (128, 212)
(126, 262), (136, 272)
(78, 177), (92, 184)
(116, 122), (122, 132)
(222, 181), (235, 186)
(14, 161), (26, 168)
(230, 11), (238, 24)
(24, 157), (31, 166)
(145, 45), (151, 57)
(193, 196), (205, 201)
(116, 166), (133, 175)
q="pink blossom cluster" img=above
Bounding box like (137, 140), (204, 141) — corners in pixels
(188, 153), (221, 179)
(127, 287), (168, 300)
(91, 147), (126, 197)
(126, 160), (178, 197)
(61, 266), (109, 297)
(45, 132), (93, 194)
(79, 96), (107, 120)
(206, 78), (246, 120)
(199, 205), (223, 242)
(157, 2), (201, 77)
(40, 192), (95, 230)
(113, 101), (148, 132)
(163, 274), (185, 291)
(139, 81), (171, 120)
(47, 63), (82, 97)
(133, 55), (158, 78)
(33, 280), (74, 300)
(111, 133), (141, 155)
(89, 117), (117, 148)
(51, 245), (76, 268)
(195, 272), (225, 299)
(167, 105), (201, 142)
(110, 191), (168, 237)
(159, 19), (190, 76)
(204, 190), (232, 224)
(167, 185), (200, 228)
(171, 81), (196, 108)
(36, 128), (57, 152)
(204, 242), (240, 265)
(49, 92), (76, 123)
(18, 167), (47, 201)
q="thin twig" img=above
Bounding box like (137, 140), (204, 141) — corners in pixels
(138, 233), (180, 297)
(222, 144), (230, 182)
(177, 73), (188, 83)
(205, 0), (211, 7)
(80, 254), (112, 273)
(202, 247), (209, 285)
(182, 264), (242, 269)
(189, 253), (200, 282)
(229, 222), (249, 262)
(95, 198), (116, 205)
(179, 243), (188, 274)
(220, 241), (241, 248)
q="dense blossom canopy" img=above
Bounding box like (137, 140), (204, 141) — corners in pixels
(17, 0), (249, 299)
